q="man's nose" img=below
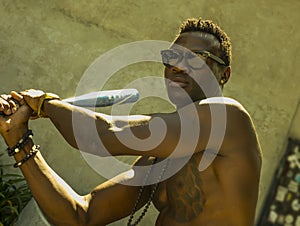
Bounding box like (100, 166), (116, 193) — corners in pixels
(170, 62), (190, 74)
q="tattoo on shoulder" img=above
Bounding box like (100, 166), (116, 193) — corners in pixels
(168, 157), (206, 222)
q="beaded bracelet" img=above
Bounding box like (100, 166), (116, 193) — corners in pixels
(13, 144), (40, 168)
(6, 130), (33, 156)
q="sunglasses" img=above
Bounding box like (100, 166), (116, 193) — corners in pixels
(160, 49), (226, 70)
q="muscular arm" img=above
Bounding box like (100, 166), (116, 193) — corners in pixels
(0, 93), (154, 226)
(42, 99), (221, 158)
(22, 90), (255, 159)
(11, 139), (152, 226)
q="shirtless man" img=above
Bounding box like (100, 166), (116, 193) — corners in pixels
(0, 18), (262, 226)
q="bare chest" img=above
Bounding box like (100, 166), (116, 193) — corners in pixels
(153, 155), (206, 222)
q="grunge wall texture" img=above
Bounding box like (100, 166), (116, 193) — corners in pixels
(0, 0), (299, 225)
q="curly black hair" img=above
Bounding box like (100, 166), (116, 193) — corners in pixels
(178, 18), (232, 66)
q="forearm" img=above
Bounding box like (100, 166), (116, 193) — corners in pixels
(14, 141), (87, 225)
(22, 90), (184, 158)
(43, 99), (111, 153)
(42, 97), (187, 159)
(42, 99), (152, 157)
(0, 95), (91, 225)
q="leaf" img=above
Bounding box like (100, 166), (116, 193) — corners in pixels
(0, 162), (32, 225)
(0, 205), (18, 214)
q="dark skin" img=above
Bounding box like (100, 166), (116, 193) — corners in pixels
(0, 31), (261, 226)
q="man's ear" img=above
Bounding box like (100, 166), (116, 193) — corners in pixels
(221, 66), (231, 84)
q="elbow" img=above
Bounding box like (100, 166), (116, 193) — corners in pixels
(73, 198), (95, 226)
(51, 205), (89, 226)
(42, 210), (88, 226)
(43, 214), (85, 226)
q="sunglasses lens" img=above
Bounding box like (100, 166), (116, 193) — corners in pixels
(161, 50), (180, 67)
(187, 54), (206, 69)
(161, 49), (207, 69)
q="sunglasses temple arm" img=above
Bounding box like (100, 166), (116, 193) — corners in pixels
(209, 53), (226, 65)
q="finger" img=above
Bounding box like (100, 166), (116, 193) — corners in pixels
(0, 93), (20, 114)
(0, 98), (4, 111)
(19, 90), (31, 97)
(11, 91), (25, 105)
(8, 100), (18, 114)
(0, 94), (11, 101)
(19, 90), (28, 97)
(3, 107), (12, 115)
(0, 98), (12, 115)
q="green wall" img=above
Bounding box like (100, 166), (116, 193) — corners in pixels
(0, 0), (299, 225)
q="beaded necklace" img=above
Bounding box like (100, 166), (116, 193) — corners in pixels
(127, 158), (169, 226)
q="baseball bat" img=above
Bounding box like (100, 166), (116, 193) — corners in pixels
(62, 88), (139, 107)
(0, 89), (139, 115)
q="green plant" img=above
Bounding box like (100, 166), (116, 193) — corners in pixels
(0, 154), (32, 226)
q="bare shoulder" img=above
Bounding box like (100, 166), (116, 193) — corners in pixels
(199, 97), (248, 115)
(199, 97), (261, 155)
(201, 98), (262, 192)
(197, 97), (255, 140)
(201, 97), (254, 130)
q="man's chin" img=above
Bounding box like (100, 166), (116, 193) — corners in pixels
(168, 96), (194, 108)
(169, 94), (208, 108)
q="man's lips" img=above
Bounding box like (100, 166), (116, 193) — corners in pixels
(169, 81), (188, 88)
(167, 78), (189, 88)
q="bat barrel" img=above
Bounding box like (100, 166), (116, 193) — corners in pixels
(62, 89), (139, 107)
